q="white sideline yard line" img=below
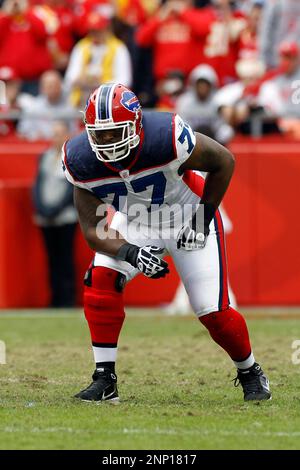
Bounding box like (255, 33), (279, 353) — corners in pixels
(0, 426), (300, 439)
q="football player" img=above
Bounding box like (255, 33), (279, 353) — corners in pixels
(62, 82), (271, 403)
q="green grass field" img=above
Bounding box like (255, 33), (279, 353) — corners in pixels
(0, 308), (299, 450)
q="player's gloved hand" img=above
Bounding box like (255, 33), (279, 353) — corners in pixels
(116, 243), (169, 279)
(136, 246), (169, 278)
(176, 223), (208, 250)
(176, 202), (215, 251)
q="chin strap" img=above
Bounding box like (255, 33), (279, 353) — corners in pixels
(102, 133), (140, 161)
(102, 148), (127, 160)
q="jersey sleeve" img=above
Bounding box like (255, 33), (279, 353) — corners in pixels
(61, 141), (91, 191)
(173, 114), (196, 165)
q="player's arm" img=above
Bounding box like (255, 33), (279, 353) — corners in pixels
(74, 186), (127, 257)
(74, 187), (169, 278)
(181, 132), (235, 210)
(177, 133), (235, 250)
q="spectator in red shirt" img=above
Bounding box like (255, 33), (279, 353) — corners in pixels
(238, 0), (263, 62)
(0, 0), (52, 93)
(31, 0), (77, 73)
(135, 0), (214, 82)
(73, 0), (114, 37)
(113, 0), (157, 52)
(203, 0), (247, 85)
(112, 1), (159, 107)
(116, 0), (150, 27)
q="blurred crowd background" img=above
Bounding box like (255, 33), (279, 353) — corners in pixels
(1, 0), (300, 142)
(0, 0), (299, 309)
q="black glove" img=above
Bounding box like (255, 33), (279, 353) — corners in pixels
(116, 243), (169, 279)
(177, 202), (215, 251)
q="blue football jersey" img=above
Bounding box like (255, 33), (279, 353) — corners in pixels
(63, 111), (200, 226)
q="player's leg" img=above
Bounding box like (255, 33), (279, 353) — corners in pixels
(75, 211), (166, 403)
(74, 253), (137, 403)
(169, 211), (271, 401)
(74, 210), (137, 402)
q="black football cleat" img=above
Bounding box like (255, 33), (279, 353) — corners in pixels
(234, 363), (272, 401)
(74, 368), (119, 404)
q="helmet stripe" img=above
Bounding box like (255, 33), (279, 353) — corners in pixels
(108, 83), (117, 119)
(98, 84), (110, 120)
(106, 84), (112, 119)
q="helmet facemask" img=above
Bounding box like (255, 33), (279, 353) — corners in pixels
(85, 117), (140, 162)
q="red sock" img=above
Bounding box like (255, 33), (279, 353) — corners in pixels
(199, 307), (252, 362)
(83, 267), (125, 345)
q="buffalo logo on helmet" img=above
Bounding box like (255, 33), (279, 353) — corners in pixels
(120, 91), (140, 113)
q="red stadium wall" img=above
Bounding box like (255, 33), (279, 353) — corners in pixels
(226, 136), (300, 305)
(0, 135), (299, 308)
